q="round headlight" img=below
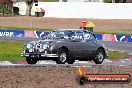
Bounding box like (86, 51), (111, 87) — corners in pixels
(29, 49), (34, 52)
(26, 44), (32, 49)
(43, 44), (49, 49)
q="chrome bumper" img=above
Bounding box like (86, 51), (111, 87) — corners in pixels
(21, 51), (58, 58)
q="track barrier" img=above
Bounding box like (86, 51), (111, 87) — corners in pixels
(0, 29), (132, 42)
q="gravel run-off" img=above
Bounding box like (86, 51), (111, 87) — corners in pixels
(0, 66), (132, 88)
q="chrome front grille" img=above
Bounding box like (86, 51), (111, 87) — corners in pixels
(36, 44), (44, 53)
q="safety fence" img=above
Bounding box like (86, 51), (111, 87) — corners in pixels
(0, 29), (132, 42)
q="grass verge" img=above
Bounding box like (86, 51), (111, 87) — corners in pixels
(94, 31), (132, 35)
(0, 41), (25, 61)
(0, 41), (130, 61)
(0, 26), (53, 31)
(108, 51), (129, 59)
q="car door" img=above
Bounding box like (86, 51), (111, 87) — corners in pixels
(83, 31), (99, 58)
(70, 31), (87, 58)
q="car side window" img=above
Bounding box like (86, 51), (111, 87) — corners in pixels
(83, 32), (95, 40)
(74, 31), (83, 40)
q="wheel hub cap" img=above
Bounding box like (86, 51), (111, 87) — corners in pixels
(98, 52), (104, 62)
(60, 52), (66, 62)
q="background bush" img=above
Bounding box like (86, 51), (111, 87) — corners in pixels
(0, 8), (3, 13)
(13, 7), (19, 15)
(0, 8), (13, 15)
(4, 8), (12, 15)
(103, 0), (112, 3)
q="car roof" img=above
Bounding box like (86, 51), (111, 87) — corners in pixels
(54, 29), (85, 32)
(54, 29), (92, 33)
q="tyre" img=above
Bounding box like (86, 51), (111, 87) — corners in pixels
(67, 59), (75, 64)
(56, 48), (68, 64)
(93, 49), (105, 64)
(76, 76), (86, 86)
(26, 57), (37, 64)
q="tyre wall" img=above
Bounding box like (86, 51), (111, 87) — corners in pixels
(0, 29), (132, 42)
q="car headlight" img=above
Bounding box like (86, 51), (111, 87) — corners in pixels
(29, 49), (34, 52)
(43, 44), (49, 49)
(26, 43), (32, 49)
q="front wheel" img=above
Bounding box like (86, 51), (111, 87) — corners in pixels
(26, 57), (37, 64)
(93, 49), (105, 64)
(67, 59), (75, 64)
(56, 49), (68, 64)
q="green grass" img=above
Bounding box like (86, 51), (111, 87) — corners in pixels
(0, 41), (130, 61)
(95, 31), (132, 35)
(108, 51), (129, 59)
(0, 26), (53, 31)
(0, 41), (25, 61)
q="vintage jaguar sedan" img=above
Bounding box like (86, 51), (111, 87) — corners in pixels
(21, 29), (108, 64)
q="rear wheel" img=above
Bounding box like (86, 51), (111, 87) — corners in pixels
(26, 57), (37, 64)
(56, 49), (68, 64)
(93, 49), (105, 64)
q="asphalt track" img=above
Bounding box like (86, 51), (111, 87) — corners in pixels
(0, 36), (132, 66)
(102, 41), (132, 54)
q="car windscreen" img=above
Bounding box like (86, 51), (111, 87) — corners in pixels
(83, 32), (96, 40)
(45, 31), (74, 40)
